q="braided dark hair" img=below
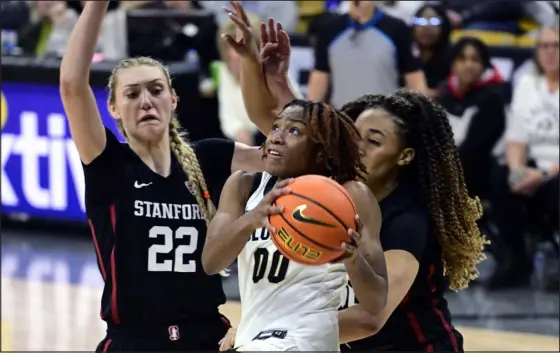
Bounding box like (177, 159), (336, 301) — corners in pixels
(341, 89), (488, 290)
(264, 99), (366, 184)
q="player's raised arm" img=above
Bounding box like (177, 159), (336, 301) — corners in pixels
(341, 181), (388, 316)
(223, 2), (298, 135)
(59, 1), (109, 164)
(202, 171), (291, 275)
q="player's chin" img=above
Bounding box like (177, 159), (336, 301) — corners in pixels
(264, 159), (289, 177)
(135, 124), (167, 141)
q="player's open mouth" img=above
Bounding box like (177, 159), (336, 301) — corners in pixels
(267, 149), (282, 159)
(139, 114), (159, 123)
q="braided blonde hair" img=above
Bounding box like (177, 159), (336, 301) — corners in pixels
(108, 57), (215, 225)
(168, 117), (216, 225)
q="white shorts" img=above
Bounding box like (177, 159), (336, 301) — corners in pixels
(235, 339), (298, 352)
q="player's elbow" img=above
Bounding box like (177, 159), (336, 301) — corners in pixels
(59, 76), (88, 97)
(355, 308), (383, 336)
(201, 244), (221, 276)
(360, 278), (388, 318)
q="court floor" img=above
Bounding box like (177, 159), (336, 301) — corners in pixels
(1, 225), (559, 352)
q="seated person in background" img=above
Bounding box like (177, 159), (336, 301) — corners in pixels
(411, 3), (452, 96)
(438, 37), (506, 200)
(18, 1), (78, 57)
(441, 0), (525, 34)
(489, 26), (559, 289)
(216, 14), (302, 145)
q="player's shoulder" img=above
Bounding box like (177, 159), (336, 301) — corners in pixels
(226, 170), (261, 199)
(191, 137), (233, 151)
(342, 180), (377, 203)
(190, 137), (235, 163)
(342, 180), (381, 220)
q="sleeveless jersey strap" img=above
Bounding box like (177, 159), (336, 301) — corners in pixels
(249, 172), (263, 197)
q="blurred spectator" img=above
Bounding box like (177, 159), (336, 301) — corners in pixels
(372, 1), (426, 24)
(523, 2), (560, 30)
(215, 13), (263, 145)
(438, 37), (506, 199)
(18, 1), (78, 57)
(441, 0), (526, 34)
(336, 1), (426, 23)
(412, 3), (452, 94)
(125, 0), (219, 79)
(488, 26), (559, 288)
(307, 0), (427, 108)
(203, 1), (299, 33)
(0, 1), (31, 31)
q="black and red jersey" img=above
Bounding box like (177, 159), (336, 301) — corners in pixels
(340, 183), (464, 352)
(84, 128), (233, 327)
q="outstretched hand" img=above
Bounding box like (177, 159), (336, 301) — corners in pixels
(260, 18), (291, 84)
(222, 1), (260, 60)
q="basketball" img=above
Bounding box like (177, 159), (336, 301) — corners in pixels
(270, 175), (357, 265)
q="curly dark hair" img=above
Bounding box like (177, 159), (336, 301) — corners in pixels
(265, 99), (367, 184)
(341, 89), (488, 290)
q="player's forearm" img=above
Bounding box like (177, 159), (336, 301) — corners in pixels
(344, 252), (388, 316)
(60, 1), (108, 90)
(505, 142), (528, 171)
(239, 58), (279, 135)
(338, 305), (380, 344)
(272, 76), (299, 109)
(202, 216), (256, 275)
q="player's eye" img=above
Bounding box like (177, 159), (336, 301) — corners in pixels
(126, 92), (138, 99)
(271, 124), (280, 131)
(151, 87), (163, 95)
(289, 127), (300, 135)
(368, 139), (380, 145)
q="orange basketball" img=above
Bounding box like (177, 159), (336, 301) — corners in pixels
(270, 175), (357, 266)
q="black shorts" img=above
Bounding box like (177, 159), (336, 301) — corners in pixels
(96, 317), (230, 353)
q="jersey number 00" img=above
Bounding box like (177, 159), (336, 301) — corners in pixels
(147, 226), (198, 272)
(252, 248), (290, 283)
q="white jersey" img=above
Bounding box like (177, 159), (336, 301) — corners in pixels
(235, 172), (348, 352)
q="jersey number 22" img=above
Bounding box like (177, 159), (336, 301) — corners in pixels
(148, 226), (198, 272)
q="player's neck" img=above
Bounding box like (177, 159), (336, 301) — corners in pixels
(128, 134), (172, 177)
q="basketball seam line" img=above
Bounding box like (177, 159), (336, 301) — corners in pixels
(277, 207), (343, 252)
(308, 176), (357, 216)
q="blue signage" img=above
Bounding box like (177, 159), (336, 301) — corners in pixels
(1, 82), (123, 222)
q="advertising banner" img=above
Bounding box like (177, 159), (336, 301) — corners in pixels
(1, 82), (122, 222)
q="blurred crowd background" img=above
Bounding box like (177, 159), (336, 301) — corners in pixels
(1, 0), (559, 294)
